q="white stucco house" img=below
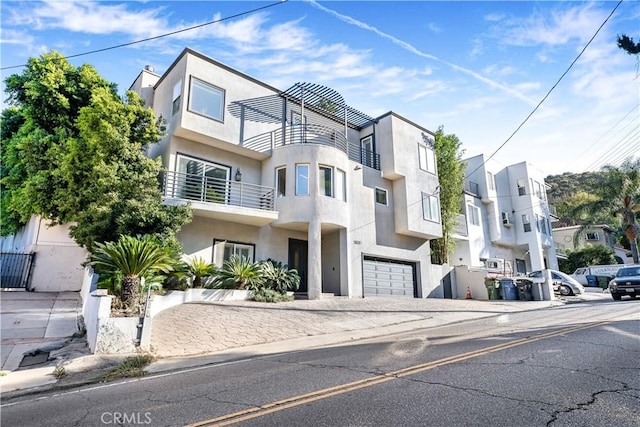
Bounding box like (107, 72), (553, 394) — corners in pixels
(451, 154), (559, 275)
(129, 48), (443, 299)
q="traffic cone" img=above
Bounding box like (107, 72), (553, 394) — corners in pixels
(466, 287), (472, 299)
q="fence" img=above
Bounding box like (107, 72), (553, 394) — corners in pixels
(0, 252), (35, 289)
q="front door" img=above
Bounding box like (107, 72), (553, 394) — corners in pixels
(288, 239), (308, 293)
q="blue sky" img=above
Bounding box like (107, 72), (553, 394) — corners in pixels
(2, 1), (638, 176)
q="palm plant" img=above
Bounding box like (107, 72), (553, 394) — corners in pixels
(185, 256), (217, 288)
(216, 255), (264, 290)
(570, 159), (640, 264)
(260, 260), (300, 294)
(89, 235), (174, 313)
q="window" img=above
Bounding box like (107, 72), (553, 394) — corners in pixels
(172, 80), (182, 116)
(335, 169), (346, 202)
(517, 179), (527, 196)
(418, 144), (436, 173)
(467, 204), (480, 226)
(535, 181), (543, 199)
(487, 172), (495, 190)
(176, 155), (230, 203)
(422, 193), (440, 222)
(361, 136), (375, 168)
(296, 164), (309, 196)
(522, 214), (532, 232)
(585, 232), (600, 241)
(189, 77), (224, 121)
(375, 187), (388, 205)
(319, 165), (333, 197)
(276, 167), (286, 197)
(213, 240), (255, 267)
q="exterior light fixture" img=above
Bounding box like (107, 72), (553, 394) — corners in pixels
(235, 169), (242, 181)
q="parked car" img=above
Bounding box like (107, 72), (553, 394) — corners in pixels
(608, 266), (640, 301)
(527, 270), (584, 296)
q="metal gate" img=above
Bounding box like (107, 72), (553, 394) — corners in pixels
(1, 252), (35, 289)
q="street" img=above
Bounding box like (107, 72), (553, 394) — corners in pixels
(2, 298), (638, 427)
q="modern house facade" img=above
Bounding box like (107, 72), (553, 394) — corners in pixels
(451, 154), (559, 275)
(129, 48), (443, 300)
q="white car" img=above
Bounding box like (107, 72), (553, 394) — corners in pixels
(528, 270), (584, 296)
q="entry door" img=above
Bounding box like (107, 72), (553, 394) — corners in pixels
(516, 259), (526, 275)
(288, 239), (308, 293)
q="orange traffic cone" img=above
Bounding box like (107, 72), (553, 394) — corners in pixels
(466, 287), (472, 299)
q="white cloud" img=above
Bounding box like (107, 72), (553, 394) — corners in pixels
(427, 22), (442, 34)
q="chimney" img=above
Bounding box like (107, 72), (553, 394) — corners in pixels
(144, 65), (154, 73)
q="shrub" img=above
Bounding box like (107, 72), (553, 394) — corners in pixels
(260, 260), (300, 294)
(216, 256), (264, 290)
(252, 288), (294, 303)
(184, 256), (218, 288)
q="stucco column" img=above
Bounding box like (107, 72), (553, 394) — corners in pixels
(307, 218), (322, 300)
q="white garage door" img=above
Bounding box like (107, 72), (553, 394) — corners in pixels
(363, 257), (416, 297)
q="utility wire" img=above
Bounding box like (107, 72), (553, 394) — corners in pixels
(464, 0), (624, 180)
(1, 0), (289, 71)
(584, 125), (640, 171)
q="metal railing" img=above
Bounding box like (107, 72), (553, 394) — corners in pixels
(162, 171), (275, 211)
(243, 124), (381, 171)
(464, 180), (480, 196)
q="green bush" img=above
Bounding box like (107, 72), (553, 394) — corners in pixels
(216, 256), (264, 290)
(252, 288), (294, 303)
(260, 260), (300, 294)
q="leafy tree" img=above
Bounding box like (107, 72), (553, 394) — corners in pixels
(568, 158), (640, 264)
(558, 245), (617, 274)
(1, 51), (191, 252)
(617, 34), (640, 55)
(89, 235), (175, 313)
(430, 127), (466, 264)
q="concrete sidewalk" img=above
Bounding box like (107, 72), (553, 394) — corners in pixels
(1, 288), (609, 396)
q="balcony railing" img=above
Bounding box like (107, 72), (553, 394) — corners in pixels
(464, 180), (480, 196)
(243, 124), (381, 170)
(162, 171), (275, 211)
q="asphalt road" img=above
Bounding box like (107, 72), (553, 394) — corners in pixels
(2, 298), (638, 427)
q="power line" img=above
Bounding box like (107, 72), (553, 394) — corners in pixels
(584, 125), (640, 171)
(464, 0), (624, 180)
(0, 0), (289, 71)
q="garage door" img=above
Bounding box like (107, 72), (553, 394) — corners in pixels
(363, 257), (416, 297)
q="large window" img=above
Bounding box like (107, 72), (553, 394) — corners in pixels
(422, 193), (440, 222)
(176, 155), (230, 203)
(172, 80), (182, 116)
(467, 204), (480, 226)
(335, 169), (346, 202)
(319, 166), (333, 197)
(375, 187), (388, 205)
(189, 77), (224, 121)
(213, 240), (255, 267)
(276, 167), (286, 197)
(418, 144), (436, 173)
(296, 164), (309, 196)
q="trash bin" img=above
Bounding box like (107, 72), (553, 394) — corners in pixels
(585, 275), (597, 287)
(485, 278), (501, 300)
(515, 278), (534, 301)
(500, 278), (520, 300)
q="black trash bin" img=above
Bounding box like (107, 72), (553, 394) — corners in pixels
(500, 278), (519, 300)
(515, 278), (534, 301)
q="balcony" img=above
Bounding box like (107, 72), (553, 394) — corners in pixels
(464, 180), (480, 197)
(161, 171), (278, 226)
(242, 124), (381, 170)
(453, 214), (468, 237)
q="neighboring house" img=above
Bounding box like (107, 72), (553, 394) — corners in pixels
(551, 223), (633, 264)
(451, 154), (559, 275)
(0, 216), (87, 292)
(129, 48), (443, 299)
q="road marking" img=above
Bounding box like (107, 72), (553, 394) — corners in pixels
(186, 322), (606, 427)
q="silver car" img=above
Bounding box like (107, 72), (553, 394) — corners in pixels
(528, 270), (584, 296)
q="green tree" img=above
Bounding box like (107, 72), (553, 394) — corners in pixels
(617, 34), (640, 55)
(1, 51), (191, 252)
(569, 159), (640, 264)
(89, 235), (175, 313)
(558, 245), (617, 274)
(430, 127), (466, 264)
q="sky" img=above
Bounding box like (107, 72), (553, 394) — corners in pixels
(1, 0), (639, 177)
